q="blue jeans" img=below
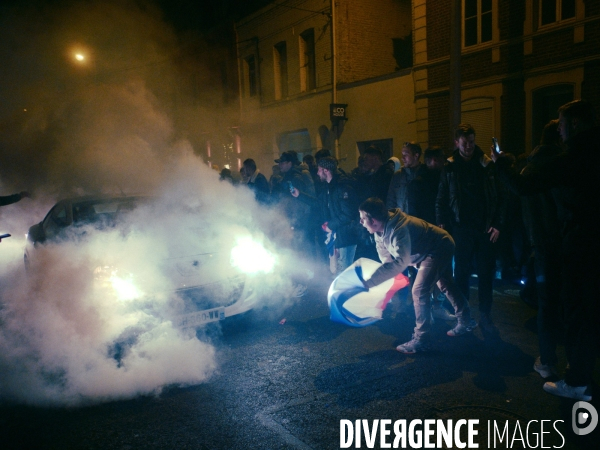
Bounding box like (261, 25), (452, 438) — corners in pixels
(336, 245), (357, 275)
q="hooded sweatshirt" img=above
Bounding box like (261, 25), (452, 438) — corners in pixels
(364, 208), (453, 288)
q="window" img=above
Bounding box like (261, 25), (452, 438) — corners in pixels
(43, 203), (69, 239)
(244, 55), (257, 97)
(277, 129), (312, 161)
(299, 28), (316, 92)
(464, 0), (492, 47)
(540, 0), (575, 26)
(392, 34), (413, 70)
(273, 41), (288, 100)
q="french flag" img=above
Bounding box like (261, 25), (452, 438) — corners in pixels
(328, 258), (409, 327)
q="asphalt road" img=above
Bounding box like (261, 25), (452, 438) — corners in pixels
(1, 273), (598, 449)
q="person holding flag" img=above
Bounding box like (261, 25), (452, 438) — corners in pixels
(358, 198), (477, 353)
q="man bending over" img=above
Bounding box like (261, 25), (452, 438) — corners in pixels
(359, 198), (476, 353)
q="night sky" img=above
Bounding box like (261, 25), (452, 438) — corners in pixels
(154, 0), (274, 32)
(0, 0), (275, 194)
(1, 0), (275, 32)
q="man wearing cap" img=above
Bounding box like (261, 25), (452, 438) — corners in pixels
(271, 151), (315, 253)
(292, 157), (359, 274)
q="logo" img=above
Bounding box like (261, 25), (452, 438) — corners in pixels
(332, 107), (345, 117)
(572, 401), (598, 436)
(330, 103), (348, 121)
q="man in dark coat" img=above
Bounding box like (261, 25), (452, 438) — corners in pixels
(241, 158), (270, 204)
(363, 145), (394, 204)
(436, 124), (506, 333)
(271, 151), (315, 253)
(387, 142), (423, 211)
(406, 146), (445, 225)
(492, 100), (599, 401)
(518, 120), (564, 381)
(292, 157), (359, 275)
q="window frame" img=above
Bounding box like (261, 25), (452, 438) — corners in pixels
(273, 41), (288, 100)
(538, 0), (576, 28)
(299, 28), (316, 92)
(462, 0), (496, 49)
(243, 55), (258, 98)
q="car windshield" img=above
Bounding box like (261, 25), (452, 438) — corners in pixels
(72, 198), (139, 226)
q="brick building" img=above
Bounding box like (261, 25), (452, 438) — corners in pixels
(234, 0), (416, 174)
(419, 0), (600, 153)
(207, 0), (599, 173)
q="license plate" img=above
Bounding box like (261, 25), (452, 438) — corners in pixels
(175, 307), (225, 328)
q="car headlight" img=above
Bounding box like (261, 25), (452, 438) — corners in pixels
(94, 266), (142, 301)
(230, 236), (276, 274)
(110, 274), (142, 301)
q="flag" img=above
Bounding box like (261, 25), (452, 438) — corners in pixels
(328, 258), (409, 327)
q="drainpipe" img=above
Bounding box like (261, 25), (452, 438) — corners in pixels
(331, 0), (339, 160)
(449, 0), (462, 147)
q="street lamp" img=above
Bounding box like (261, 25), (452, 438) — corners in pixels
(69, 47), (97, 83)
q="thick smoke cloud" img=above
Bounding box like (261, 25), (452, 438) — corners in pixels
(0, 152), (299, 406)
(0, 0), (309, 406)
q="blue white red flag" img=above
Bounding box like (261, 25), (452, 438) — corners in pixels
(327, 258), (409, 327)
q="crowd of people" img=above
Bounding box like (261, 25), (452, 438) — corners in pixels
(229, 99), (598, 402)
(4, 99), (590, 401)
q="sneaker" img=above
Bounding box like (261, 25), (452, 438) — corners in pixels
(396, 336), (428, 354)
(447, 318), (477, 337)
(534, 356), (558, 379)
(543, 380), (591, 401)
(432, 306), (456, 321)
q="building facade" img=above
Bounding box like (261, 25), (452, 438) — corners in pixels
(419, 0), (600, 153)
(234, 0), (416, 173)
(211, 0), (599, 174)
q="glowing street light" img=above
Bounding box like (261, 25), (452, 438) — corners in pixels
(74, 53), (85, 62)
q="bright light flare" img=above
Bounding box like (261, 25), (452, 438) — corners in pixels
(75, 53), (85, 61)
(230, 236), (275, 274)
(110, 275), (142, 301)
(95, 266), (142, 301)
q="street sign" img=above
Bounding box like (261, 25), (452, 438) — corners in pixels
(330, 103), (348, 122)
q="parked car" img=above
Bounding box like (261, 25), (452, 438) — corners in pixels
(24, 195), (268, 328)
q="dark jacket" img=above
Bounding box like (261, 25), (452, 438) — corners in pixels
(496, 126), (600, 256)
(366, 164), (394, 204)
(271, 165), (314, 230)
(297, 170), (360, 248)
(519, 144), (563, 250)
(246, 170), (270, 204)
(364, 208), (454, 288)
(406, 164), (439, 224)
(436, 146), (506, 232)
(386, 163), (422, 211)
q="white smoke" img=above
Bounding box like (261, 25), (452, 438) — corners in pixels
(0, 0), (311, 406)
(0, 150), (303, 406)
